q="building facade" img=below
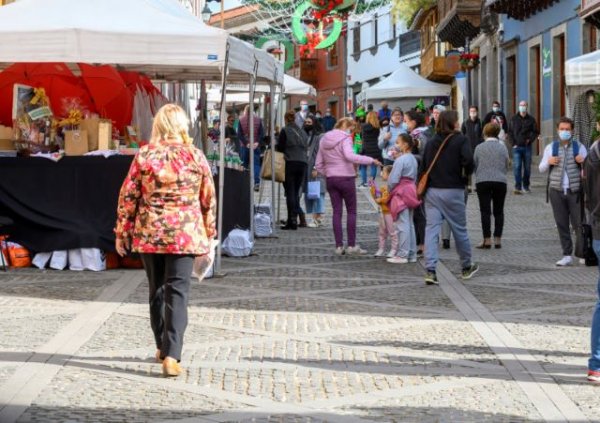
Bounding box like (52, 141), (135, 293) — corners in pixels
(346, 5), (420, 111)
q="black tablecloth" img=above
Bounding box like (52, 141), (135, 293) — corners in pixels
(0, 156), (250, 253)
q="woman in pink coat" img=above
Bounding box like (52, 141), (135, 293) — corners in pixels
(315, 117), (381, 255)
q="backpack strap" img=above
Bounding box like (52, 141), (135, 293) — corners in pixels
(547, 141), (560, 204)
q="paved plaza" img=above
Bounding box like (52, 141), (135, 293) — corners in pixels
(0, 171), (599, 422)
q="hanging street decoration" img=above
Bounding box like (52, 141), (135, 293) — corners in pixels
(291, 0), (356, 57)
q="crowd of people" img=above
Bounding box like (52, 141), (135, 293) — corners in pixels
(114, 100), (600, 383)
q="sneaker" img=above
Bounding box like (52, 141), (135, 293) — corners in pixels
(346, 245), (367, 255)
(254, 184), (260, 192)
(461, 263), (479, 280)
(522, 189), (531, 194)
(335, 247), (345, 256)
(387, 249), (397, 258)
(387, 256), (408, 264)
(358, 183), (368, 189)
(424, 271), (438, 285)
(587, 370), (600, 383)
(442, 239), (450, 249)
(556, 256), (573, 267)
(513, 190), (523, 195)
(408, 257), (418, 263)
(374, 248), (385, 257)
(307, 220), (319, 228)
(417, 249), (424, 258)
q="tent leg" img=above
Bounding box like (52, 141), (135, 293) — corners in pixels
(215, 44), (231, 275)
(248, 59), (259, 243)
(269, 72), (279, 235)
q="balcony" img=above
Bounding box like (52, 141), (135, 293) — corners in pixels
(436, 0), (481, 47)
(420, 42), (453, 83)
(581, 0), (600, 28)
(486, 0), (558, 21)
(291, 58), (318, 85)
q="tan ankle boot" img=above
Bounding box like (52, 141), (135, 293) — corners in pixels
(162, 357), (182, 377)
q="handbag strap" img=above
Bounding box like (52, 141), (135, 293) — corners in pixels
(422, 132), (455, 179)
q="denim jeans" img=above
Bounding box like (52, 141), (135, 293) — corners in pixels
(396, 209), (416, 259)
(424, 188), (473, 272)
(512, 145), (532, 190)
(241, 147), (261, 185)
(359, 164), (378, 185)
(588, 240), (600, 371)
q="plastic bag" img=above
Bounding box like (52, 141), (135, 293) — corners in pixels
(307, 180), (321, 200)
(81, 248), (106, 272)
(254, 213), (272, 237)
(193, 239), (218, 281)
(68, 249), (84, 271)
(32, 252), (52, 269)
(222, 229), (253, 257)
(5, 242), (31, 268)
(49, 250), (68, 270)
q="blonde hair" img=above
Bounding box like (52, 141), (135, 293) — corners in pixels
(366, 111), (380, 129)
(334, 117), (355, 131)
(150, 104), (192, 145)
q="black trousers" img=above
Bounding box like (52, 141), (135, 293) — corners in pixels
(140, 254), (194, 361)
(476, 181), (507, 238)
(548, 189), (581, 256)
(285, 161), (307, 224)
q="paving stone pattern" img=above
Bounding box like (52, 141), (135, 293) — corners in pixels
(0, 172), (598, 422)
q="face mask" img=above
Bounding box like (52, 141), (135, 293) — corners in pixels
(401, 122), (408, 131)
(492, 106), (500, 113)
(470, 112), (478, 119)
(301, 105), (308, 111)
(519, 106), (527, 113)
(315, 114), (321, 118)
(345, 129), (353, 135)
(304, 125), (314, 132)
(558, 130), (572, 141)
(326, 112), (331, 116)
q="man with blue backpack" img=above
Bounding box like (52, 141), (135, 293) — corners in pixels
(539, 117), (587, 267)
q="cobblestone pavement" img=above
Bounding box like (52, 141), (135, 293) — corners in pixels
(0, 171), (599, 422)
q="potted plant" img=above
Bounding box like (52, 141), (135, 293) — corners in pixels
(459, 53), (480, 71)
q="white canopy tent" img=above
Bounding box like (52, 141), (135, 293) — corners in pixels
(566, 49), (600, 87)
(0, 0), (284, 272)
(227, 74), (317, 97)
(357, 63), (451, 108)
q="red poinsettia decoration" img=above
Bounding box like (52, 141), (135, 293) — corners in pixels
(311, 0), (346, 20)
(459, 53), (480, 68)
(299, 31), (324, 58)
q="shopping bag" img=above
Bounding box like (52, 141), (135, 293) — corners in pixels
(193, 239), (219, 282)
(68, 249), (84, 271)
(6, 243), (31, 268)
(254, 212), (272, 237)
(64, 129), (89, 156)
(49, 250), (68, 270)
(222, 229), (253, 257)
(81, 248), (107, 271)
(261, 149), (285, 183)
(307, 180), (321, 200)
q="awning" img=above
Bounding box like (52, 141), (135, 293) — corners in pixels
(566, 49), (600, 87)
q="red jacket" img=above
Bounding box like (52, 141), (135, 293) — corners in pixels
(388, 177), (421, 220)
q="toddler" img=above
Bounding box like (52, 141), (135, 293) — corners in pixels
(370, 165), (398, 257)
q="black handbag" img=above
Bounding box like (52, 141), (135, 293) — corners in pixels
(575, 192), (598, 266)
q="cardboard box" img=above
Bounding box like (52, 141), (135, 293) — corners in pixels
(0, 139), (14, 150)
(80, 118), (112, 151)
(64, 129), (88, 156)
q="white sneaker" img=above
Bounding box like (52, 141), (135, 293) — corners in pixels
(346, 245), (367, 255)
(387, 249), (397, 258)
(556, 256), (573, 267)
(387, 256), (408, 264)
(335, 247), (345, 256)
(408, 257), (418, 263)
(374, 248), (385, 257)
(307, 220), (319, 228)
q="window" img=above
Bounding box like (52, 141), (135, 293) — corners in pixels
(390, 13), (397, 40)
(399, 31), (421, 57)
(583, 22), (598, 54)
(506, 55), (517, 116)
(328, 41), (339, 68)
(353, 25), (361, 55)
(372, 14), (378, 47)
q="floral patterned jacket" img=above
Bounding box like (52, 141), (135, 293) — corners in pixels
(114, 140), (217, 255)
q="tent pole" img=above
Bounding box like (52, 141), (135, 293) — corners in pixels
(215, 43), (231, 275)
(275, 85), (285, 228)
(269, 68), (279, 235)
(248, 58), (259, 242)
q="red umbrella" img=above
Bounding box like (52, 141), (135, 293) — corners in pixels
(31, 76), (96, 117)
(79, 63), (133, 131)
(118, 70), (143, 96)
(0, 64), (31, 125)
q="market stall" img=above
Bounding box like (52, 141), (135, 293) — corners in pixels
(356, 63), (451, 111)
(0, 0), (283, 271)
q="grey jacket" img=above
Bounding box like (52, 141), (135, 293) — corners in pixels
(473, 138), (509, 184)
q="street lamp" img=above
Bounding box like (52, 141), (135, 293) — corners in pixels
(201, 2), (212, 23)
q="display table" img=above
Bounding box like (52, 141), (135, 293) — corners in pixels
(0, 156), (250, 253)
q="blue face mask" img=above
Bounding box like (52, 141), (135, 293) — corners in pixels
(518, 106), (527, 114)
(558, 130), (572, 141)
(401, 122), (408, 131)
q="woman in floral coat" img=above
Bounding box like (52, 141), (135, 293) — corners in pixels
(115, 104), (216, 377)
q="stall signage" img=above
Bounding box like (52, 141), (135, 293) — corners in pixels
(208, 54), (218, 61)
(542, 48), (552, 78)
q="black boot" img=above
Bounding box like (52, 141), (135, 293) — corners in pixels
(298, 213), (307, 228)
(281, 213), (297, 230)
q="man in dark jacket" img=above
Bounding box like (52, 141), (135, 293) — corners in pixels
(462, 106), (483, 193)
(321, 107), (336, 132)
(585, 129), (600, 382)
(483, 100), (508, 141)
(507, 100), (539, 194)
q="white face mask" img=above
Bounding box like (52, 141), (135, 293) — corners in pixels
(519, 105), (527, 114)
(469, 112), (477, 119)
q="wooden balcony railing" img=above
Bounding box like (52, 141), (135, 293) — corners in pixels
(291, 58), (318, 85)
(420, 42), (453, 83)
